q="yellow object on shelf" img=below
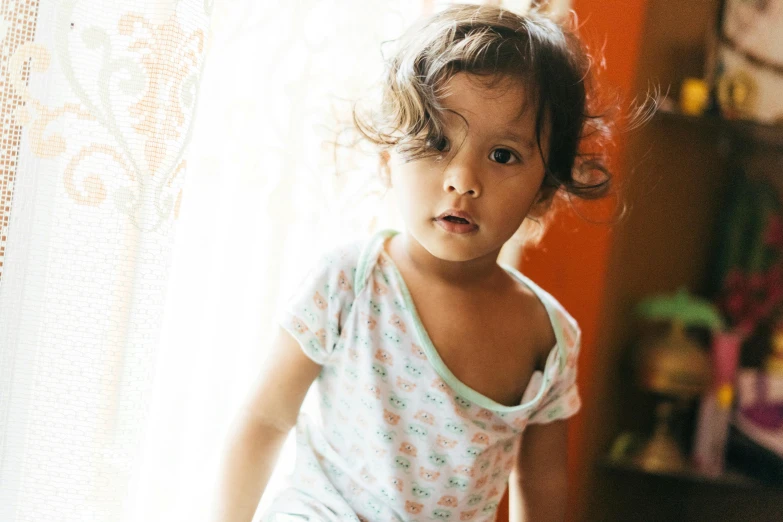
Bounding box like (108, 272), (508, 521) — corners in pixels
(717, 384), (734, 409)
(765, 329), (783, 375)
(679, 78), (710, 116)
(717, 70), (758, 119)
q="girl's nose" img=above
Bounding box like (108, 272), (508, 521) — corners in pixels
(442, 166), (481, 197)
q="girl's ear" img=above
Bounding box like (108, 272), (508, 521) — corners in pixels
(379, 150), (392, 188)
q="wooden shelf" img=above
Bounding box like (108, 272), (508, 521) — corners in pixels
(600, 458), (780, 491)
(655, 105), (783, 149)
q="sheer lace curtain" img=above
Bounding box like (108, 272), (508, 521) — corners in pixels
(0, 1), (565, 522)
(0, 1), (214, 522)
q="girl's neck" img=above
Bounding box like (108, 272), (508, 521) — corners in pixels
(386, 231), (504, 287)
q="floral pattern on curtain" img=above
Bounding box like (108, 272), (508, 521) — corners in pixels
(0, 0), (41, 282)
(0, 1), (212, 521)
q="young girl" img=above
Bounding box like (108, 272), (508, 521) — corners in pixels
(211, 4), (613, 522)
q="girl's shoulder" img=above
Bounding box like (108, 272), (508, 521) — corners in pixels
(317, 236), (365, 272)
(499, 265), (582, 370)
(531, 284), (582, 376)
(316, 228), (397, 296)
(534, 283), (580, 340)
(304, 230), (388, 293)
(500, 264), (580, 336)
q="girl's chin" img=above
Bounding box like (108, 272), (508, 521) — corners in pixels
(428, 235), (519, 263)
(421, 237), (494, 263)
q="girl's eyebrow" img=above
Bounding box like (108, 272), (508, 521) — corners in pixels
(442, 110), (535, 150)
(496, 130), (534, 150)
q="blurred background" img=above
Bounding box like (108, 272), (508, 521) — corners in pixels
(1, 0), (783, 521)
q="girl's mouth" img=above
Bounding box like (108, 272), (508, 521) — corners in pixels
(436, 209), (476, 225)
(435, 211), (478, 234)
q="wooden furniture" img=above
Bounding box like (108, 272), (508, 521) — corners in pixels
(582, 1), (783, 520)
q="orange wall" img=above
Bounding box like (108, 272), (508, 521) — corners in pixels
(498, 1), (649, 521)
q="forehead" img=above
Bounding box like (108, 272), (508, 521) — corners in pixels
(438, 72), (536, 137)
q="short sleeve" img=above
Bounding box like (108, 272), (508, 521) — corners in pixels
(277, 246), (358, 365)
(528, 310), (582, 425)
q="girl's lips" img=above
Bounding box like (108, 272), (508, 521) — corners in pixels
(436, 209), (475, 224)
(435, 217), (479, 234)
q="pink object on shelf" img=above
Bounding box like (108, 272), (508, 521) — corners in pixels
(692, 330), (745, 476)
(713, 330), (743, 385)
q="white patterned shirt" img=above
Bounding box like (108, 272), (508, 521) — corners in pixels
(261, 229), (581, 522)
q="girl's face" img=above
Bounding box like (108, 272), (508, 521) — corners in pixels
(387, 72), (550, 264)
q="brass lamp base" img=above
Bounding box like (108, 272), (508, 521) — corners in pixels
(633, 401), (687, 473)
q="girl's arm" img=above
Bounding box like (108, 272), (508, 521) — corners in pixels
(508, 420), (569, 522)
(209, 326), (322, 522)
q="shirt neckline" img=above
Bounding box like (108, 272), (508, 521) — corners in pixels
(367, 228), (563, 413)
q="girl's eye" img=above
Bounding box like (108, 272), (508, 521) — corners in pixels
(490, 149), (518, 164)
(429, 137), (449, 152)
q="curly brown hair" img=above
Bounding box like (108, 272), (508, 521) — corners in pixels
(352, 4), (628, 246)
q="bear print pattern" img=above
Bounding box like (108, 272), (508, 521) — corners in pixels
(265, 230), (582, 522)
